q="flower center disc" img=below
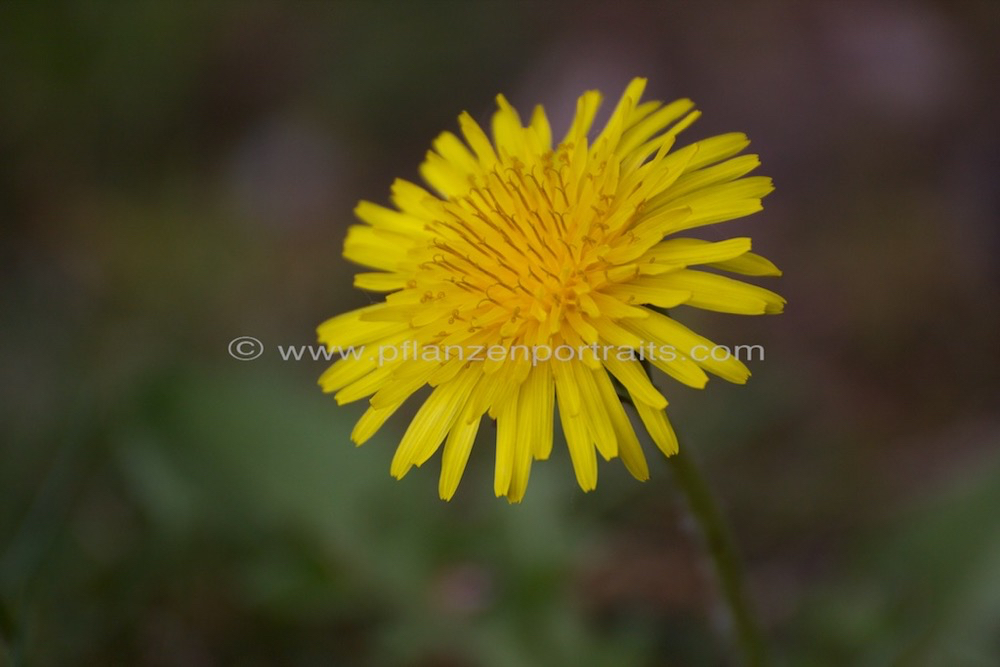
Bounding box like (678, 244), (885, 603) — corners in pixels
(419, 143), (629, 347)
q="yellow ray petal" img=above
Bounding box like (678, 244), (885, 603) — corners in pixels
(708, 252), (782, 277)
(670, 175), (774, 208)
(633, 400), (678, 457)
(391, 364), (481, 478)
(620, 320), (711, 389)
(620, 206), (694, 254)
(438, 419), (481, 500)
(592, 366), (649, 480)
(623, 110), (702, 171)
(317, 305), (409, 349)
(556, 368), (598, 492)
(354, 200), (431, 238)
(491, 94), (526, 160)
(353, 272), (410, 292)
(390, 178), (439, 219)
(529, 364), (555, 460)
(459, 111), (498, 168)
(552, 357), (580, 416)
(602, 356), (668, 409)
(334, 357), (407, 405)
(506, 387), (536, 503)
(319, 355), (376, 394)
(511, 369), (546, 491)
(343, 225), (413, 271)
(528, 104), (552, 150)
(431, 131), (479, 175)
(642, 237), (752, 268)
(589, 292), (651, 320)
(438, 380), (486, 500)
(317, 330), (413, 394)
(562, 89), (602, 144)
(370, 359), (442, 409)
(592, 77), (645, 154)
(592, 316), (645, 350)
(483, 357), (530, 419)
(664, 198), (765, 235)
(640, 269), (785, 315)
(351, 399), (405, 446)
(618, 98), (695, 157)
(601, 284), (690, 309)
(565, 308), (598, 344)
(493, 386), (518, 497)
(661, 153), (760, 203)
(573, 362), (617, 461)
(627, 311), (750, 384)
(684, 132), (752, 171)
(419, 150), (470, 198)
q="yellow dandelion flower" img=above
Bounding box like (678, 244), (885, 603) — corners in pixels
(318, 77), (783, 503)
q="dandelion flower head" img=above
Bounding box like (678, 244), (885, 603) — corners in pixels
(318, 77), (784, 502)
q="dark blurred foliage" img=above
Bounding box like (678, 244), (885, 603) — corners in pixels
(2, 2), (999, 666)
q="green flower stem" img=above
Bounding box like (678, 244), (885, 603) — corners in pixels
(666, 448), (769, 667)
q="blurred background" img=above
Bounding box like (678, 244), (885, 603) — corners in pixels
(2, 2), (999, 665)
